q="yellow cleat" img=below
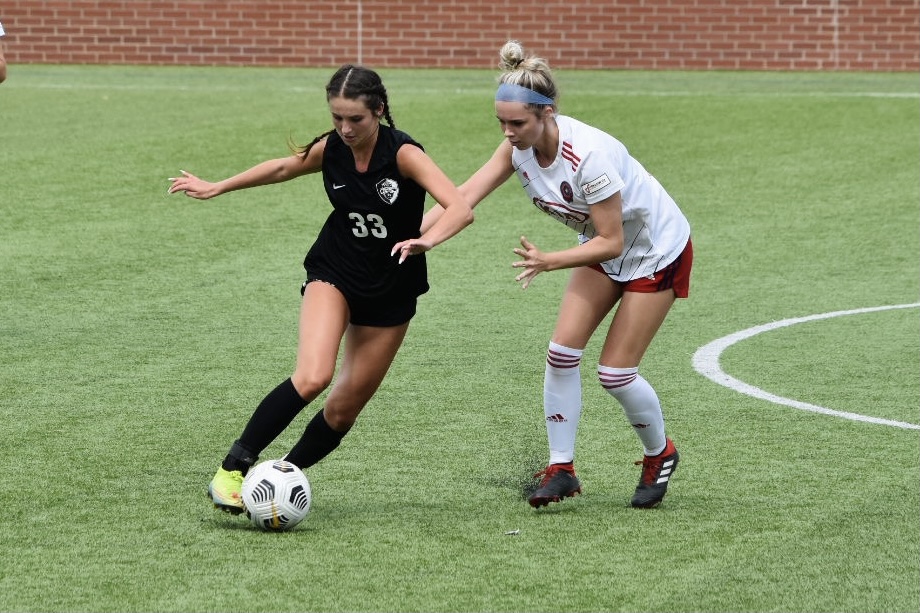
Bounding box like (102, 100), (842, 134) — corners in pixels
(207, 467), (245, 515)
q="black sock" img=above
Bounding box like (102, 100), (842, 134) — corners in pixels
(285, 409), (349, 469)
(222, 378), (308, 473)
(221, 440), (259, 473)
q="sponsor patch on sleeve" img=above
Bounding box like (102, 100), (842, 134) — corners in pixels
(581, 174), (611, 196)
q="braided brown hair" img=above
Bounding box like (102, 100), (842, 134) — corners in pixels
(297, 64), (396, 159)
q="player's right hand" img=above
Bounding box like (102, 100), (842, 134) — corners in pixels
(167, 170), (217, 199)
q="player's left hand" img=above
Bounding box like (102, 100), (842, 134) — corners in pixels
(512, 235), (547, 289)
(390, 238), (433, 264)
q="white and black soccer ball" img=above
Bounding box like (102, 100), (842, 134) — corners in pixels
(241, 459), (312, 531)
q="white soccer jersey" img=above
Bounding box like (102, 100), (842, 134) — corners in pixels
(511, 115), (691, 282)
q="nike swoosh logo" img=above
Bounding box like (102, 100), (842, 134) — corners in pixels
(333, 183), (346, 190)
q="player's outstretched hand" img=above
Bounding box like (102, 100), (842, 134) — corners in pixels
(512, 235), (547, 289)
(167, 170), (218, 199)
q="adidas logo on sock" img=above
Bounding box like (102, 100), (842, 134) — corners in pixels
(546, 413), (568, 423)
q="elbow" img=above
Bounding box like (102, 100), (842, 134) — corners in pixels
(450, 202), (475, 230)
(604, 238), (623, 261)
(461, 207), (475, 229)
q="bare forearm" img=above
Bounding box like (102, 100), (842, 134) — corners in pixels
(419, 202), (473, 249)
(168, 156), (306, 200)
(420, 204), (446, 234)
(546, 236), (622, 271)
(214, 158), (298, 196)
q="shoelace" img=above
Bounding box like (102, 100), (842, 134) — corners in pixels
(223, 470), (244, 497)
(533, 464), (573, 484)
(635, 455), (665, 486)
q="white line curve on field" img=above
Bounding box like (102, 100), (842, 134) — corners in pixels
(692, 303), (920, 430)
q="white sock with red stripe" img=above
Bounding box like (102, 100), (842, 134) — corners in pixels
(597, 365), (666, 456)
(544, 341), (583, 464)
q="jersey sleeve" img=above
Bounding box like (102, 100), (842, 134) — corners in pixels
(576, 149), (626, 205)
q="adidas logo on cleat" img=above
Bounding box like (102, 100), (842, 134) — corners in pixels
(631, 438), (679, 508)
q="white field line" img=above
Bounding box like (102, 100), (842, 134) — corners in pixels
(692, 303), (920, 430)
(16, 82), (920, 99)
(581, 91), (920, 99)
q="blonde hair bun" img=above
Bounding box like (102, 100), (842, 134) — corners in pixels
(496, 40), (558, 105)
(499, 40), (526, 71)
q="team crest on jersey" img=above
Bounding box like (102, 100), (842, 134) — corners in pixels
(560, 181), (574, 203)
(376, 178), (399, 205)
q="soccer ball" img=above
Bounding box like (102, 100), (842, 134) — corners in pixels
(241, 459), (312, 531)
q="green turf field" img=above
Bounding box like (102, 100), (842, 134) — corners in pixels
(0, 65), (917, 612)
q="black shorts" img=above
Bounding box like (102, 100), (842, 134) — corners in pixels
(301, 276), (417, 327)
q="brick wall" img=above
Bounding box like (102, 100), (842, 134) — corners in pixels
(1, 0), (917, 71)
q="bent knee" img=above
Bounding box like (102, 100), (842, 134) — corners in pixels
(323, 408), (358, 432)
(597, 365), (639, 395)
(290, 369), (333, 399)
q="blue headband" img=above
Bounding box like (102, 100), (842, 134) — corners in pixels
(495, 82), (555, 106)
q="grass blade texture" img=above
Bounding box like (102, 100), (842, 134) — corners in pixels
(0, 65), (917, 613)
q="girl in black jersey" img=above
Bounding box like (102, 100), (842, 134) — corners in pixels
(168, 65), (473, 514)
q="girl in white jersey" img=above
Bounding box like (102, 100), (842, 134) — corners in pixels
(424, 41), (692, 509)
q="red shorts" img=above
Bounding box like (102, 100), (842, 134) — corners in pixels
(591, 238), (693, 298)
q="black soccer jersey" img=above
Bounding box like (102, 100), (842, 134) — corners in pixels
(303, 126), (429, 300)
